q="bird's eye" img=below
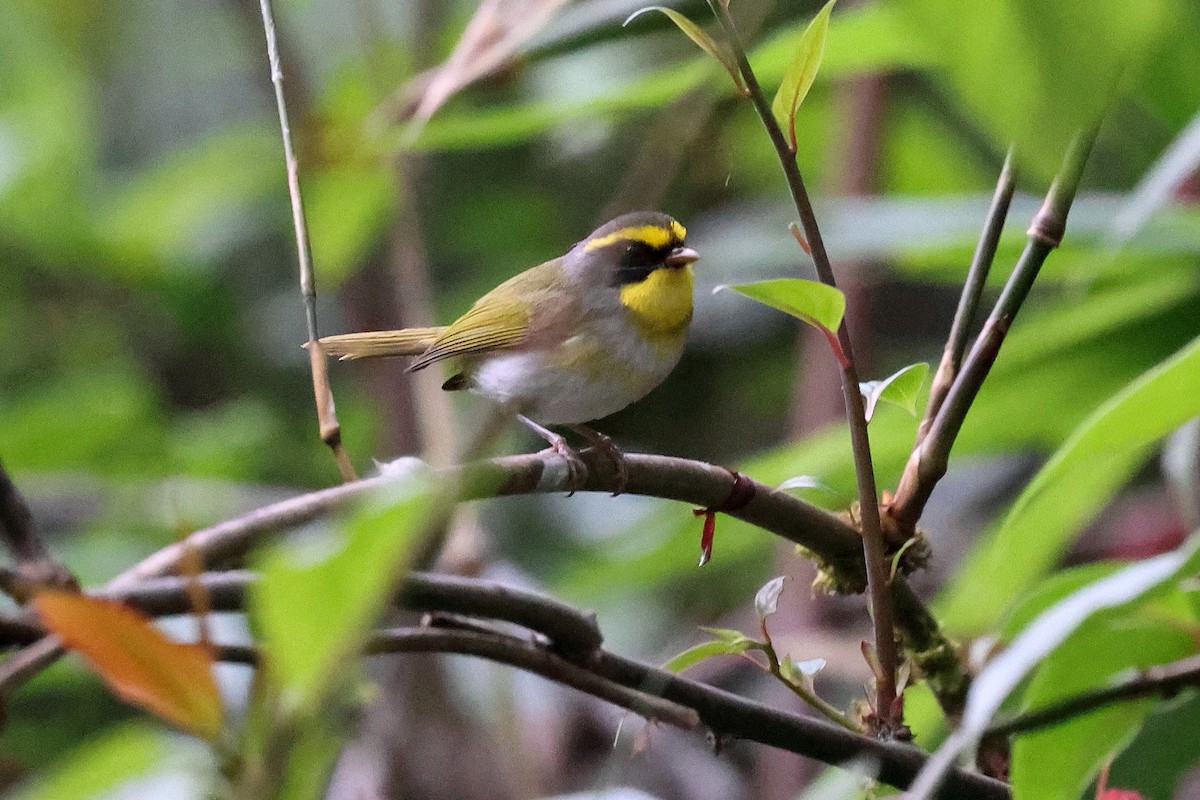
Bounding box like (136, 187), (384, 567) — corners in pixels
(614, 240), (668, 285)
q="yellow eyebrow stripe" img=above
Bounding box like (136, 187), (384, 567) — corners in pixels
(584, 220), (687, 251)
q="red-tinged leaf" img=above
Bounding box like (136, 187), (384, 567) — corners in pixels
(694, 508), (716, 566)
(32, 590), (223, 740)
(1097, 792), (1146, 800)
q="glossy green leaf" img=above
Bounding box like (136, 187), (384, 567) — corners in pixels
(860, 362), (928, 422)
(624, 7), (742, 89)
(909, 533), (1200, 799)
(939, 334), (1200, 634)
(1011, 617), (1195, 800)
(716, 278), (846, 333)
(252, 479), (432, 710)
(665, 636), (753, 672)
(771, 0), (837, 150)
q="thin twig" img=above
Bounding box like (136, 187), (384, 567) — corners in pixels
(149, 623), (1007, 799)
(916, 149), (1016, 447)
(0, 450), (962, 710)
(889, 128), (1098, 534)
(258, 0), (357, 482)
(985, 652), (1200, 738)
(707, 0), (899, 732)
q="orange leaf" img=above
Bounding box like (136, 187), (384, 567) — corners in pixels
(32, 590), (223, 740)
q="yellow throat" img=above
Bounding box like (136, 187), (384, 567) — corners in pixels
(619, 265), (694, 336)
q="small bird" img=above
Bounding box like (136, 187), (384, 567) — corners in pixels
(319, 211), (699, 490)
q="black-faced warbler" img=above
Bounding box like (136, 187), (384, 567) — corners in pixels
(319, 211), (699, 489)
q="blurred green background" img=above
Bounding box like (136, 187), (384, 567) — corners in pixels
(3, 0), (1200, 797)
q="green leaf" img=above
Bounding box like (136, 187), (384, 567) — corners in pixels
(1010, 617), (1195, 800)
(860, 362), (928, 422)
(908, 533), (1200, 799)
(700, 626), (757, 647)
(939, 334), (1200, 634)
(755, 575), (788, 620)
(10, 724), (170, 800)
(771, 0), (837, 150)
(665, 637), (753, 672)
(716, 278), (846, 333)
(624, 7), (742, 90)
(252, 479), (433, 711)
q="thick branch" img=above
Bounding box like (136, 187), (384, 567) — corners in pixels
(889, 129), (1097, 533)
(708, 0), (899, 730)
(986, 652), (1200, 738)
(0, 451), (960, 719)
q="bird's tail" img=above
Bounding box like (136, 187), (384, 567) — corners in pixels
(318, 327), (445, 360)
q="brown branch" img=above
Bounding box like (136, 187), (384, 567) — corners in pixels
(204, 624), (1007, 799)
(707, 0), (900, 732)
(95, 570), (603, 659)
(0, 570), (999, 796)
(0, 451), (961, 720)
(986, 652), (1200, 738)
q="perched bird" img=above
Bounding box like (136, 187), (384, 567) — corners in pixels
(319, 211), (699, 490)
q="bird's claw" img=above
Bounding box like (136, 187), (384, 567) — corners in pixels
(545, 437), (587, 496)
(568, 425), (628, 495)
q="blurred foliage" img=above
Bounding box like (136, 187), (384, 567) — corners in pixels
(2, 0), (1200, 797)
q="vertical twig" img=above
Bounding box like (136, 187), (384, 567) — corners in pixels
(889, 129), (1098, 533)
(707, 1), (900, 732)
(259, 0), (358, 482)
(916, 149), (1016, 446)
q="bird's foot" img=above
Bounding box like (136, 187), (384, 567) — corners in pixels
(519, 415), (587, 495)
(569, 424), (627, 496)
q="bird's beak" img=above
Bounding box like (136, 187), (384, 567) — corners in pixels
(666, 246), (700, 268)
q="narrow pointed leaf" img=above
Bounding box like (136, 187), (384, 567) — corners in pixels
(771, 0), (837, 149)
(624, 7), (741, 88)
(860, 362), (929, 422)
(665, 637), (753, 672)
(755, 575), (788, 620)
(716, 278), (845, 333)
(31, 590), (223, 740)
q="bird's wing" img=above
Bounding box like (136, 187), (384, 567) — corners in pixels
(408, 260), (572, 372)
(319, 327), (445, 360)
